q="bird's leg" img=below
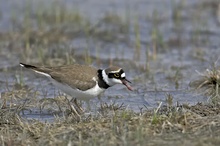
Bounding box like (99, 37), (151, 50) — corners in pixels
(64, 96), (81, 116)
(70, 104), (81, 117)
(73, 98), (84, 113)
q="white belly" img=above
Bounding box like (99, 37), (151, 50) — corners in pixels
(51, 79), (105, 101)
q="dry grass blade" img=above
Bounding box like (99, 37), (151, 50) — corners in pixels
(190, 67), (220, 103)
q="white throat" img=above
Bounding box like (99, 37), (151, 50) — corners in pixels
(102, 70), (111, 86)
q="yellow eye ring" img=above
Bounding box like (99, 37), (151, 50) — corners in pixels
(114, 73), (120, 78)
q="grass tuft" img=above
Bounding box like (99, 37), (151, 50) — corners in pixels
(190, 64), (220, 103)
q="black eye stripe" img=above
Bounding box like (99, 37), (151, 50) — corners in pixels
(108, 73), (114, 78)
(108, 69), (125, 79)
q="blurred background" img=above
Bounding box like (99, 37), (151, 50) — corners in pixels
(0, 0), (220, 117)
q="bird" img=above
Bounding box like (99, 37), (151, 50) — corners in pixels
(19, 63), (133, 114)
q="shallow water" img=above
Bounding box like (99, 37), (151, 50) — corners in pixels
(0, 0), (220, 120)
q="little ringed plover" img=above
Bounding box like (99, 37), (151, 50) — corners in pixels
(19, 63), (133, 102)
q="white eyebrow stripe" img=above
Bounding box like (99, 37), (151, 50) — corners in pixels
(110, 69), (121, 73)
(121, 73), (125, 78)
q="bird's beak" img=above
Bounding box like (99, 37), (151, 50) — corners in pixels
(121, 78), (133, 91)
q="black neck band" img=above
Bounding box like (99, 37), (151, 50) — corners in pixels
(97, 69), (110, 89)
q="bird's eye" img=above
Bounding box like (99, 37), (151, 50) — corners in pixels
(114, 73), (120, 78)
